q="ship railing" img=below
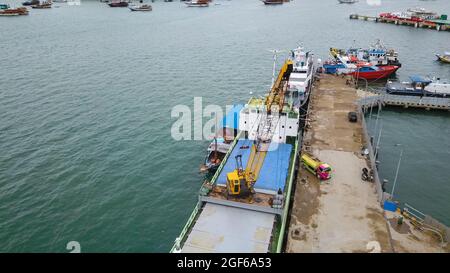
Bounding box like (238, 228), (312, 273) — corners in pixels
(358, 93), (450, 109)
(403, 202), (426, 223)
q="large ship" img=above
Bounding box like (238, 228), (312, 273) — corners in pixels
(171, 48), (315, 253)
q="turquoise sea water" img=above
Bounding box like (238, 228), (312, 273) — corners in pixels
(0, 0), (449, 252)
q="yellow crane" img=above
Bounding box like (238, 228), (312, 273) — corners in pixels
(226, 59), (293, 199)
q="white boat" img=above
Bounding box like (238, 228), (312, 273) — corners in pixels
(129, 4), (152, 11)
(185, 0), (208, 7)
(424, 77), (450, 96)
(287, 46), (315, 111)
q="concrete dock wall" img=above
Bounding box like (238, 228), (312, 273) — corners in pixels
(358, 101), (386, 205)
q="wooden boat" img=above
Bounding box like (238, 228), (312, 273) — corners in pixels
(108, 0), (129, 7)
(31, 1), (52, 8)
(199, 138), (232, 173)
(129, 4), (151, 11)
(348, 65), (399, 80)
(22, 0), (39, 6)
(185, 0), (208, 7)
(261, 0), (283, 4)
(0, 6), (29, 15)
(436, 52), (450, 64)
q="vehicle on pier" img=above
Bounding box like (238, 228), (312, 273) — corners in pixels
(386, 75), (450, 97)
(301, 153), (332, 180)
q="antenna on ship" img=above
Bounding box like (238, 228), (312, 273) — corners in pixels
(268, 49), (286, 88)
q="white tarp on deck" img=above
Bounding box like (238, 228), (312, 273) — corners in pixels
(181, 203), (275, 253)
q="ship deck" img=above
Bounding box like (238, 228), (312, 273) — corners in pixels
(179, 137), (296, 252)
(181, 203), (275, 253)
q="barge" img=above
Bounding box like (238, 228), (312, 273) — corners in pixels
(172, 47), (315, 253)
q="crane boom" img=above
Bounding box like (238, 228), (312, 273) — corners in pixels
(226, 59), (293, 198)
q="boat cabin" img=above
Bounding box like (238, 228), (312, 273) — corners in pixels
(409, 75), (432, 89)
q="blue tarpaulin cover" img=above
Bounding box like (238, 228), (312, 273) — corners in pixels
(221, 104), (244, 129)
(409, 75), (432, 84)
(216, 140), (292, 193)
(383, 201), (398, 212)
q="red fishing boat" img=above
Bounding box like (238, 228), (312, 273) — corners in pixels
(347, 65), (399, 80)
(0, 6), (29, 16)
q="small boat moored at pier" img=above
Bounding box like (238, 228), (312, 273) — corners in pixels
(330, 40), (402, 68)
(348, 65), (399, 80)
(200, 138), (232, 173)
(386, 75), (450, 97)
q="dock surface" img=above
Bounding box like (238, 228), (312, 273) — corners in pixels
(286, 75), (392, 253)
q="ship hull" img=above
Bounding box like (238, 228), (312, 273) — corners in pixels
(348, 66), (399, 80)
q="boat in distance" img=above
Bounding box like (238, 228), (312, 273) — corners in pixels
(129, 4), (152, 11)
(185, 0), (209, 7)
(261, 0), (284, 5)
(108, 0), (129, 7)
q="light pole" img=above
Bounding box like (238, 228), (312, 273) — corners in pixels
(391, 144), (403, 199)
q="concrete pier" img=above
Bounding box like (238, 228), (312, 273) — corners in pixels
(349, 14), (450, 32)
(286, 75), (448, 253)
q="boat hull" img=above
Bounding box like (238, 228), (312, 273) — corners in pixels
(129, 7), (151, 11)
(436, 55), (450, 64)
(262, 0), (283, 4)
(348, 66), (399, 80)
(108, 2), (129, 7)
(185, 3), (208, 7)
(0, 7), (29, 15)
